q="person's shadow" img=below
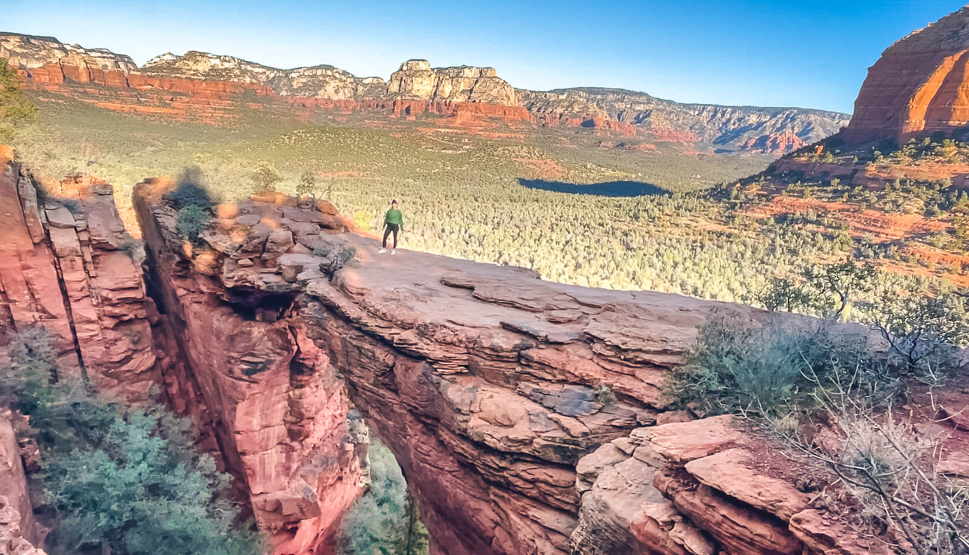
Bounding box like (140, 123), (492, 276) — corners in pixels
(518, 178), (670, 197)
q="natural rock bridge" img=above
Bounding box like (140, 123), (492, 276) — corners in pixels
(0, 153), (882, 554)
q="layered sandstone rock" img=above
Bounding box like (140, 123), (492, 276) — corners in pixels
(0, 153), (900, 553)
(1, 32), (847, 151)
(0, 410), (39, 551)
(131, 184), (885, 554)
(844, 5), (969, 144)
(0, 149), (158, 398)
(521, 88), (848, 151)
(133, 182), (745, 554)
(143, 51), (387, 99)
(0, 495), (45, 555)
(0, 32), (135, 87)
(574, 416), (889, 555)
(134, 185), (366, 554)
(387, 59), (518, 105)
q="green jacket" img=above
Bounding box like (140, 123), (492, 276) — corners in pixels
(384, 209), (403, 231)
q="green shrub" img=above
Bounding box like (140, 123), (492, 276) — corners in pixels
(861, 289), (968, 375)
(252, 161), (281, 193)
(339, 439), (429, 555)
(0, 328), (264, 555)
(297, 170), (316, 198)
(0, 326), (57, 414)
(0, 61), (38, 139)
(177, 205), (211, 243)
(663, 311), (888, 416)
(594, 383), (617, 405)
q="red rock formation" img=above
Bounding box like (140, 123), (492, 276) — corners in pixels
(0, 409), (40, 551)
(845, 6), (969, 144)
(0, 149), (159, 397)
(0, 495), (45, 555)
(133, 184), (366, 554)
(741, 132), (808, 154)
(0, 151), (910, 553)
(770, 156), (969, 189)
(129, 184), (889, 555)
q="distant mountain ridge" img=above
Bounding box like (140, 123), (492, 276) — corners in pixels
(0, 32), (850, 153)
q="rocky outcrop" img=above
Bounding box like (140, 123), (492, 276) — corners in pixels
(574, 417), (889, 555)
(0, 495), (45, 555)
(521, 88), (848, 152)
(0, 32), (135, 87)
(0, 32), (847, 152)
(386, 59), (517, 105)
(0, 147), (902, 553)
(0, 410), (41, 552)
(770, 156), (969, 189)
(0, 155), (369, 553)
(741, 131), (808, 154)
(142, 51), (387, 99)
(0, 147), (158, 397)
(129, 182), (886, 554)
(134, 185), (366, 554)
(844, 5), (969, 144)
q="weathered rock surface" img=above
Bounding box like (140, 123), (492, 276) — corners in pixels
(0, 33), (846, 152)
(0, 148), (158, 397)
(128, 182), (887, 554)
(142, 50), (387, 99)
(845, 5), (969, 144)
(0, 495), (45, 555)
(0, 410), (39, 551)
(520, 88), (847, 152)
(135, 183), (366, 554)
(0, 152), (907, 553)
(387, 59), (517, 105)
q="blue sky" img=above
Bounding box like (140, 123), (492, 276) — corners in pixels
(3, 0), (966, 113)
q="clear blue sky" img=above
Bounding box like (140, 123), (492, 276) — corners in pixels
(3, 0), (966, 113)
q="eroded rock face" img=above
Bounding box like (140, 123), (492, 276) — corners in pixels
(135, 185), (366, 554)
(0, 33), (847, 152)
(520, 88), (847, 151)
(0, 495), (45, 555)
(845, 5), (969, 144)
(134, 180), (762, 554)
(387, 59), (517, 105)
(0, 32), (135, 87)
(0, 410), (39, 551)
(0, 157), (900, 554)
(0, 149), (158, 398)
(128, 182), (899, 555)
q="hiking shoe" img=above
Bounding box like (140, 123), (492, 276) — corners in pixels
(378, 248), (387, 254)
(391, 249), (397, 255)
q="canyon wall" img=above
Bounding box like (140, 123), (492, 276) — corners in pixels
(0, 146), (158, 396)
(844, 5), (969, 145)
(0, 33), (846, 152)
(0, 156), (367, 554)
(0, 148), (914, 553)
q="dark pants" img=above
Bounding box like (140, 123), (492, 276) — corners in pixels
(382, 223), (399, 248)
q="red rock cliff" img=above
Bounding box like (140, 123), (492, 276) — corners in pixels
(131, 182), (886, 555)
(0, 156), (366, 554)
(845, 5), (969, 144)
(0, 151), (903, 553)
(0, 147), (158, 398)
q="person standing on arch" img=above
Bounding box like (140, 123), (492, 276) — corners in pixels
(379, 199), (404, 255)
